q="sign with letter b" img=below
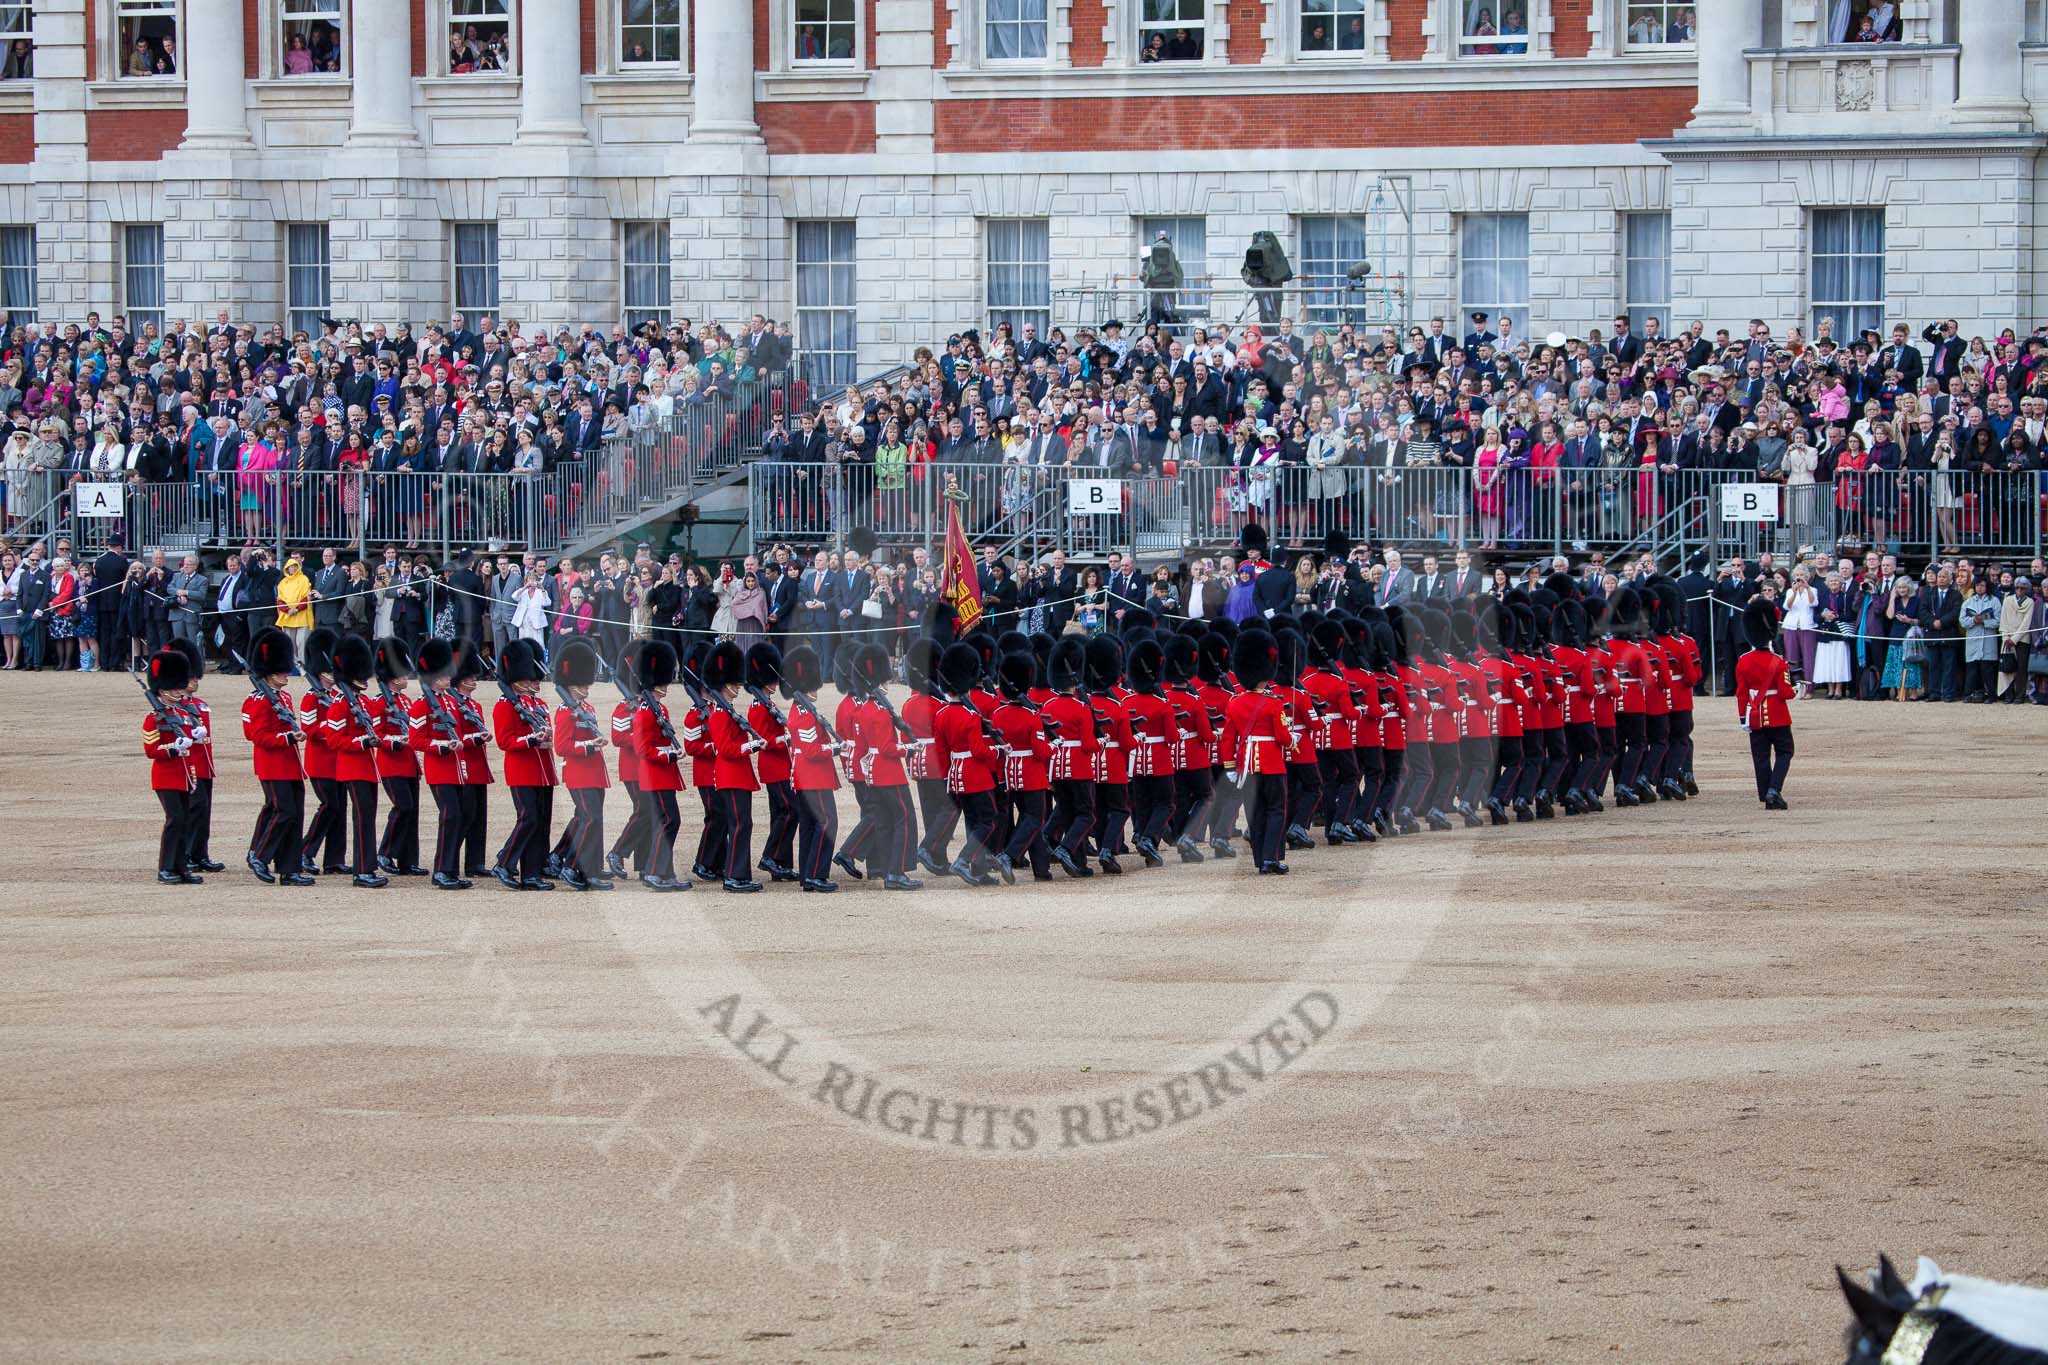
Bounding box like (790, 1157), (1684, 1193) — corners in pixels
(1719, 482), (1778, 523)
(1067, 479), (1121, 516)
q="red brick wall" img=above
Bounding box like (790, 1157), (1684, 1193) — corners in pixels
(866, 0), (877, 68)
(934, 85), (1696, 151)
(88, 108), (188, 160)
(1069, 0), (1107, 65)
(1552, 0), (1593, 58)
(754, 0), (771, 68)
(411, 0), (426, 76)
(0, 113), (32, 163)
(581, 0), (596, 74)
(1227, 0), (1264, 62)
(933, 0), (949, 67)
(244, 0), (260, 77)
(1386, 0), (1427, 60)
(758, 100), (877, 154)
(84, 0), (96, 79)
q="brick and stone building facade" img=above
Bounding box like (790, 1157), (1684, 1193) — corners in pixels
(1, 0), (2043, 386)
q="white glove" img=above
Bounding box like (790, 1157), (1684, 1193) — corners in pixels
(358, 735), (378, 750)
(742, 739), (765, 754)
(433, 739), (456, 754)
(169, 737), (194, 754)
(659, 745), (681, 758)
(191, 726), (209, 742)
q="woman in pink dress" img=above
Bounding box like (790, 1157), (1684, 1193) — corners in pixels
(1473, 429), (1505, 548)
(236, 421), (281, 540)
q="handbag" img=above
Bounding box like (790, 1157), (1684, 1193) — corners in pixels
(860, 597), (883, 620)
(1999, 648), (2018, 674)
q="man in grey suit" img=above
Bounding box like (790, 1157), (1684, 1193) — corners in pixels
(167, 554), (209, 650)
(490, 555), (520, 659)
(1414, 553), (1447, 600)
(1376, 548), (1415, 606)
(309, 547), (349, 631)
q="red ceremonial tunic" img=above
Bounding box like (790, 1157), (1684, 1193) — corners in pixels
(323, 691), (383, 783)
(1166, 684), (1214, 770)
(611, 700), (641, 786)
(176, 696), (217, 779)
(494, 695), (558, 787)
(1224, 689), (1289, 775)
(632, 697), (686, 792)
(747, 700), (792, 786)
(143, 709), (195, 791)
(299, 688), (336, 780)
(708, 706), (761, 791)
(243, 691), (307, 781)
(933, 699), (999, 794)
(991, 701), (1052, 791)
(1123, 689), (1178, 777)
(853, 699), (908, 787)
(555, 703), (611, 789)
(1735, 650), (1794, 729)
(900, 691), (939, 782)
(787, 703), (841, 792)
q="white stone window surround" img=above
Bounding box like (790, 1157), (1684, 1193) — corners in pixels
(100, 0), (182, 86)
(436, 0), (518, 76)
(1430, 0), (1552, 62)
(269, 0), (349, 79)
(776, 0), (865, 67)
(1775, 0), (1938, 48)
(946, 0), (1071, 67)
(606, 0), (689, 73)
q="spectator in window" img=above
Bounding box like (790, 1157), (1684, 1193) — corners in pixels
(154, 34), (177, 74)
(2, 38), (32, 80)
(127, 37), (157, 77)
(284, 33), (314, 74)
(1139, 32), (1166, 62)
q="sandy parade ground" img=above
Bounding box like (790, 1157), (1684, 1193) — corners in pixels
(2, 667), (2044, 1363)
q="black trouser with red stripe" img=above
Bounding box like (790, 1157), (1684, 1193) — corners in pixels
(1285, 760), (1322, 832)
(1167, 766), (1212, 844)
(1048, 778), (1095, 857)
(608, 779), (646, 872)
(254, 777), (305, 874)
(1424, 742), (1461, 815)
(1395, 742), (1432, 814)
(186, 777), (214, 864)
(1513, 730), (1549, 804)
(868, 784), (914, 876)
(1489, 735), (1523, 806)
(1245, 771), (1287, 865)
(1316, 748), (1358, 831)
(715, 787), (755, 881)
(1130, 773), (1175, 847)
(380, 775), (420, 869)
(1668, 710), (1695, 785)
(1459, 737), (1494, 810)
(500, 785), (554, 880)
(558, 787), (604, 876)
(1004, 789), (1049, 874)
(156, 788), (194, 875)
(1563, 722), (1598, 798)
(694, 788), (726, 876)
(1095, 781), (1130, 856)
(1206, 765), (1240, 842)
(644, 787), (681, 880)
(914, 777), (952, 864)
(1375, 748), (1404, 823)
(795, 786), (839, 881)
(761, 780), (797, 870)
(428, 783), (473, 877)
(344, 778), (380, 877)
(951, 789), (998, 872)
(1643, 712), (1671, 789)
(305, 775), (346, 870)
(1748, 724), (1792, 799)
(462, 783), (491, 875)
(1538, 726), (1572, 799)
(1353, 748), (1386, 825)
(1612, 712), (1647, 793)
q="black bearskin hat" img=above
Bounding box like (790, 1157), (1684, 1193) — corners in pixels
(1049, 635), (1088, 692)
(1649, 579), (1683, 637)
(1274, 629), (1303, 688)
(703, 640), (746, 691)
(1544, 571), (1580, 602)
(1084, 635), (1123, 693)
(304, 626), (340, 679)
(1473, 599), (1502, 653)
(415, 637), (453, 681)
(1232, 627), (1279, 689)
(1322, 528), (1350, 566)
(167, 635), (204, 682)
(904, 638), (938, 696)
(1030, 633), (1053, 670)
(640, 639), (679, 689)
(1119, 605), (1158, 637)
(781, 644), (822, 696)
(924, 600), (957, 648)
(997, 651), (1035, 699)
(1126, 638), (1164, 694)
(1608, 585), (1644, 637)
(375, 637), (413, 683)
(745, 641), (783, 691)
(1556, 599), (1588, 649)
(1421, 608), (1453, 659)
(1162, 634), (1198, 686)
(1239, 520), (1269, 558)
(1449, 611), (1479, 659)
(613, 644), (640, 693)
(251, 627), (297, 678)
(555, 638), (599, 689)
(499, 637), (546, 684)
(146, 646), (191, 693)
(1743, 596), (1781, 651)
(1308, 619), (1345, 669)
(335, 634), (376, 686)
(854, 641), (892, 688)
(1178, 618), (1209, 642)
(1507, 605), (1538, 658)
(847, 526), (878, 559)
(1196, 632), (1229, 685)
(996, 629), (1031, 659)
(1366, 621), (1398, 673)
(453, 640), (489, 684)
(965, 629), (999, 675)
(831, 645), (860, 696)
(939, 642), (983, 695)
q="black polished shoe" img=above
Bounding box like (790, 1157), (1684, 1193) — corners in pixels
(1257, 860), (1290, 875)
(1635, 782), (1659, 803)
(691, 863), (716, 882)
(723, 878), (764, 893)
(402, 865), (431, 877)
(1763, 790), (1789, 811)
(583, 876), (616, 891)
(194, 858), (226, 873)
(157, 870), (186, 884)
(1324, 826), (1351, 846)
(1053, 846), (1092, 877)
(881, 873), (924, 891)
(520, 878), (556, 892)
(1513, 800), (1535, 823)
(179, 871), (205, 884)
(1534, 796), (1555, 820)
(916, 848), (948, 877)
(247, 854), (277, 884)
(1098, 854), (1123, 875)
(561, 868), (590, 891)
(280, 873), (316, 887)
(1134, 837), (1166, 868)
(1460, 806), (1486, 829)
(544, 855), (564, 880)
(300, 858), (319, 876)
(1175, 837), (1205, 864)
(799, 877), (839, 893)
(1426, 809), (1454, 832)
(993, 853), (1018, 885)
(376, 855), (399, 874)
(1584, 793), (1605, 812)
(1682, 776), (1699, 797)
(352, 872), (389, 889)
(1614, 790), (1639, 808)
(642, 875), (691, 892)
(605, 852), (628, 880)
(1032, 869), (1057, 882)
(465, 867), (493, 880)
(1659, 781), (1688, 802)
(432, 872), (470, 891)
(1209, 839), (1237, 859)
(322, 864), (354, 877)
(491, 864), (523, 891)
(832, 853), (866, 881)
(768, 863), (801, 884)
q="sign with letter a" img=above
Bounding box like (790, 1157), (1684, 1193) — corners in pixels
(75, 483), (126, 518)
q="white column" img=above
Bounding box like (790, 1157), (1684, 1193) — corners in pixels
(516, 0), (589, 143)
(1952, 0), (2029, 127)
(179, 0), (253, 149)
(689, 0), (761, 143)
(1686, 0), (1761, 130)
(348, 0), (420, 146)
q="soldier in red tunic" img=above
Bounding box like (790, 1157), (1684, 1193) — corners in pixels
(902, 638), (950, 877)
(1161, 634), (1216, 860)
(409, 639), (486, 890)
(1193, 630), (1244, 857)
(1122, 637), (1180, 867)
(604, 646), (649, 882)
(743, 643), (799, 884)
(165, 636), (224, 874)
(1084, 635), (1134, 873)
(370, 637), (426, 877)
(1041, 635), (1100, 879)
(629, 640), (690, 891)
(551, 639), (614, 891)
(143, 646), (202, 884)
(1603, 586), (1653, 807)
(777, 644), (846, 893)
(1735, 597), (1795, 810)
(1302, 619), (1364, 842)
(323, 636), (390, 888)
(1651, 578), (1704, 799)
(1225, 628), (1292, 874)
(990, 649), (1055, 882)
(242, 628), (313, 886)
(1336, 617), (1384, 843)
(703, 639), (766, 894)
(931, 642), (1003, 886)
(299, 628), (350, 876)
